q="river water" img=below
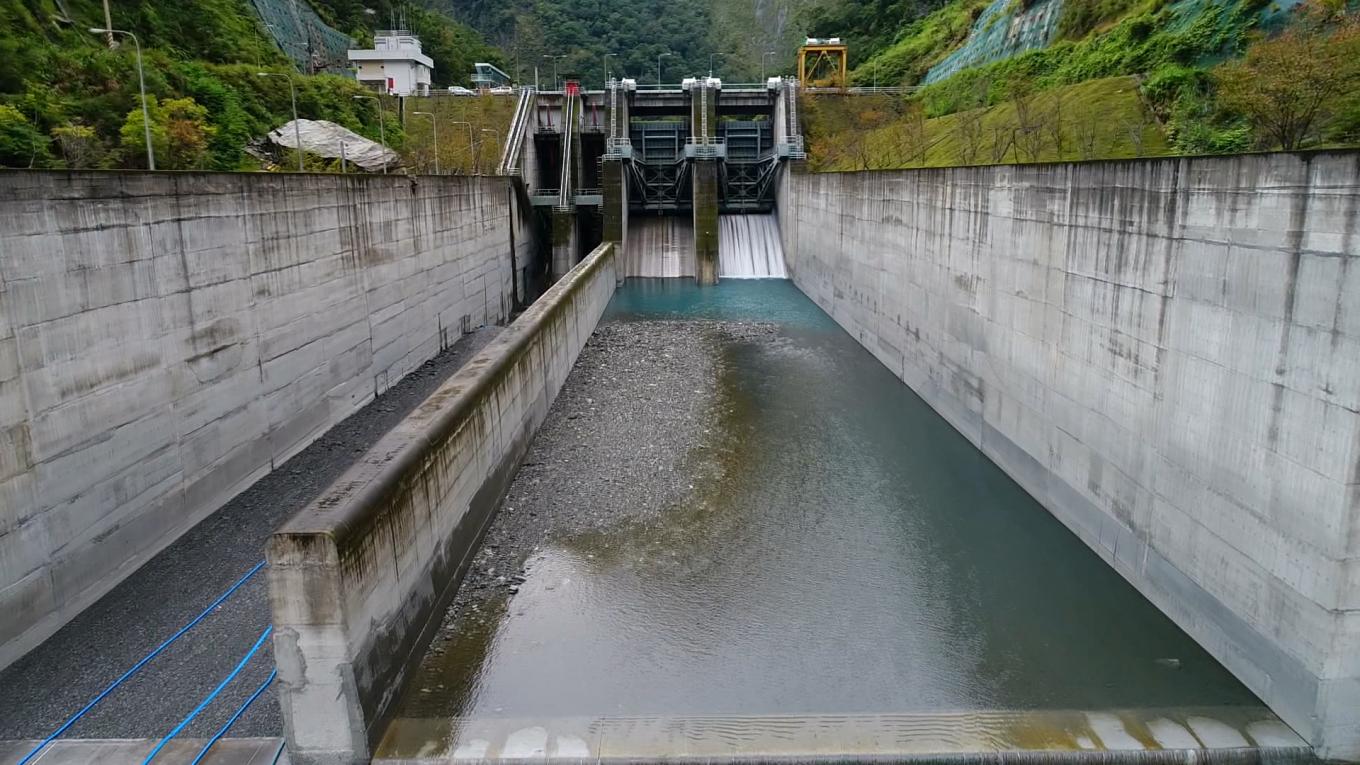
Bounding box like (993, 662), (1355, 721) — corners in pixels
(377, 279), (1293, 761)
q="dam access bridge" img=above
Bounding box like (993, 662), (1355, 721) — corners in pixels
(497, 77), (806, 284)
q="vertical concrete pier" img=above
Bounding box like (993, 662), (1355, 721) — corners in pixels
(603, 158), (628, 251)
(690, 78), (720, 285)
(550, 208), (577, 280)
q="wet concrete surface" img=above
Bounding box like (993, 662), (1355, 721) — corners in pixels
(380, 280), (1268, 757)
(0, 327), (501, 740)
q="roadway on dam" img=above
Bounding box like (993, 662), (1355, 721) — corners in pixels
(376, 280), (1303, 762)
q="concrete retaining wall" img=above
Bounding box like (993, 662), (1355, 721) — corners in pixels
(777, 153), (1360, 760)
(0, 171), (521, 671)
(267, 242), (619, 765)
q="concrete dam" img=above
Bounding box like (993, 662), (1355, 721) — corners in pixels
(0, 84), (1356, 765)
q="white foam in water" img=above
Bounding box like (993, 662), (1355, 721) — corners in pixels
(720, 214), (788, 279)
(626, 216), (695, 278)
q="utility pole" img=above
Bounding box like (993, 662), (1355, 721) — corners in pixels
(544, 54), (568, 91)
(102, 0), (114, 48)
(762, 51), (777, 81)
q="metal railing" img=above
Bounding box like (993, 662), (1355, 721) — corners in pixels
(803, 86), (921, 95)
(497, 86), (535, 175)
(557, 93), (577, 209)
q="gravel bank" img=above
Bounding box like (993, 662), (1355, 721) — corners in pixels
(0, 327), (502, 740)
(418, 319), (776, 670)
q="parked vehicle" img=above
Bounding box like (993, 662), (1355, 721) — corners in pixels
(489, 85), (514, 95)
(447, 86), (476, 96)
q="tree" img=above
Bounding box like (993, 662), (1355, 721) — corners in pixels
(0, 104), (50, 168)
(163, 98), (216, 169)
(1075, 117), (1101, 159)
(119, 96), (216, 170)
(1213, 6), (1360, 150)
(956, 108), (985, 164)
(52, 125), (103, 168)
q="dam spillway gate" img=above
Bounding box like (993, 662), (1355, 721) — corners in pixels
(504, 77), (806, 283)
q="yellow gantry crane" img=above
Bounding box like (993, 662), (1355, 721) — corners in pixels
(797, 38), (849, 90)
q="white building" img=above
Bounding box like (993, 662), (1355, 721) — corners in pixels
(348, 31), (433, 96)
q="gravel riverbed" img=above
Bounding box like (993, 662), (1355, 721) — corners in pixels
(421, 318), (776, 661)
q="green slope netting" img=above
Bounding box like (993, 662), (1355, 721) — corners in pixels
(250, 0), (353, 74)
(924, 0), (1064, 84)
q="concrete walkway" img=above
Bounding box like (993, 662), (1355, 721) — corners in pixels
(0, 328), (501, 743)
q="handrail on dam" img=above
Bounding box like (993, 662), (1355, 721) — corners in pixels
(268, 242), (619, 765)
(497, 86), (535, 176)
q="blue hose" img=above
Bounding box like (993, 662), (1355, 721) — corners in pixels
(188, 668), (278, 765)
(142, 625), (274, 765)
(17, 560), (267, 765)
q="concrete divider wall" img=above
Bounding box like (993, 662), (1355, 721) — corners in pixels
(777, 153), (1360, 760)
(0, 171), (520, 671)
(267, 242), (619, 765)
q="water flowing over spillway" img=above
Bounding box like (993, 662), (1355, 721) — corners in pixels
(719, 214), (787, 279)
(625, 216), (695, 278)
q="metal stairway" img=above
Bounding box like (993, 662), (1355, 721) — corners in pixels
(556, 92), (578, 209)
(497, 86), (536, 176)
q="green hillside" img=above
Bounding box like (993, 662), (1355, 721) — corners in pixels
(800, 0), (1360, 167)
(425, 0), (817, 86)
(0, 0), (502, 170)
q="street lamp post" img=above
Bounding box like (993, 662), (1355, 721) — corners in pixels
(89, 28), (153, 170)
(544, 55), (568, 91)
(353, 95), (387, 174)
(413, 111), (439, 175)
(709, 53), (723, 78)
(657, 52), (672, 89)
(762, 51), (777, 81)
(452, 121), (474, 173)
(604, 53), (617, 89)
(258, 72), (303, 172)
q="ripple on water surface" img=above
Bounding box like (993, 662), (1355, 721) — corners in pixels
(378, 279), (1284, 761)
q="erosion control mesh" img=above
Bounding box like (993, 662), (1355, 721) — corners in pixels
(249, 0), (353, 74)
(924, 0), (1065, 84)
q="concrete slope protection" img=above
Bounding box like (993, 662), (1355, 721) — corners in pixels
(268, 243), (619, 765)
(0, 171), (532, 672)
(777, 151), (1360, 761)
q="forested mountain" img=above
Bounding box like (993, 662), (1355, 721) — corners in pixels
(421, 0), (818, 86)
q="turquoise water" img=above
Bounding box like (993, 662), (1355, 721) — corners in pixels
(389, 278), (1259, 730)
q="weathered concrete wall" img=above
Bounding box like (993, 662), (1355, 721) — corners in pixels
(0, 171), (522, 671)
(268, 242), (619, 765)
(778, 153), (1360, 761)
(693, 160), (720, 285)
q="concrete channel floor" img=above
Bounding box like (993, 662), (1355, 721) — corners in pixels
(0, 327), (502, 748)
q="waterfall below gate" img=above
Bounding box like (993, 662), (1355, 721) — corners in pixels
(719, 214), (787, 279)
